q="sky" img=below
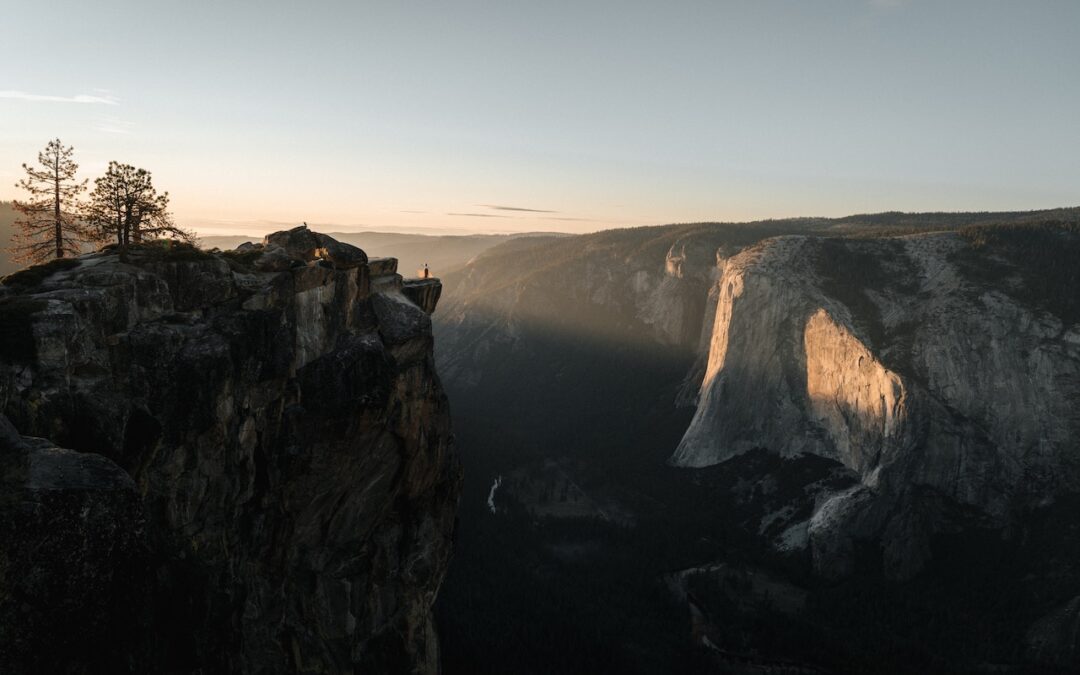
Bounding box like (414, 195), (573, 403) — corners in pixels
(1, 0), (1078, 236)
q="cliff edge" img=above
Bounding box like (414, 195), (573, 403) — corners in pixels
(0, 226), (461, 673)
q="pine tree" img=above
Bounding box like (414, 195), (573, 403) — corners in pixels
(10, 139), (88, 264)
(85, 162), (193, 246)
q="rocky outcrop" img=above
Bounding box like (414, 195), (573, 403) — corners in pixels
(0, 227), (461, 673)
(630, 237), (721, 348)
(403, 279), (442, 315)
(673, 233), (1080, 578)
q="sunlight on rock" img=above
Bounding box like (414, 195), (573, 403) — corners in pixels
(803, 308), (907, 476)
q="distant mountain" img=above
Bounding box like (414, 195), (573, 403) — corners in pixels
(199, 230), (565, 280)
(0, 202), (18, 277)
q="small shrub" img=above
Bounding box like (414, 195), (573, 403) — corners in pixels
(118, 239), (213, 263)
(0, 257), (82, 288)
(221, 248), (263, 269)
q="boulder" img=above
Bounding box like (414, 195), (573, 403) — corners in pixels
(263, 224), (321, 261)
(314, 232), (368, 269)
(253, 244), (293, 272)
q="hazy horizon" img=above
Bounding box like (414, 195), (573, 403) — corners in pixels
(134, 204), (1080, 240)
(5, 196), (1080, 241)
(3, 1), (1079, 237)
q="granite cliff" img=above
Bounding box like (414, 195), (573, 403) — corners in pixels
(436, 229), (719, 390)
(674, 230), (1080, 580)
(0, 226), (460, 673)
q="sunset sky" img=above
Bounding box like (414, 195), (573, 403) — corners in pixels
(2, 1), (1078, 236)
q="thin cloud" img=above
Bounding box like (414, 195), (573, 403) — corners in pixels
(95, 118), (135, 135)
(447, 212), (514, 218)
(0, 90), (119, 105)
(480, 204), (558, 213)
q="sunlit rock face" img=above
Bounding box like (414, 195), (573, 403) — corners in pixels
(672, 237), (827, 467)
(803, 309), (907, 477)
(673, 233), (1080, 579)
(0, 227), (461, 673)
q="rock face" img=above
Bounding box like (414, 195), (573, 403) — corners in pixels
(402, 279), (442, 315)
(672, 233), (1080, 578)
(0, 227), (461, 673)
(0, 414), (144, 673)
(435, 228), (734, 395)
(1027, 594), (1080, 668)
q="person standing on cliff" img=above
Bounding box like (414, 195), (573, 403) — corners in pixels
(423, 263), (430, 279)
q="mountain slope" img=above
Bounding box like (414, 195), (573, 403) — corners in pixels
(434, 208), (1080, 673)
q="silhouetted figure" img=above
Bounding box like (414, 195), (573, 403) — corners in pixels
(423, 263), (430, 279)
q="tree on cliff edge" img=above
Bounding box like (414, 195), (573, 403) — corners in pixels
(9, 138), (89, 264)
(86, 161), (193, 246)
